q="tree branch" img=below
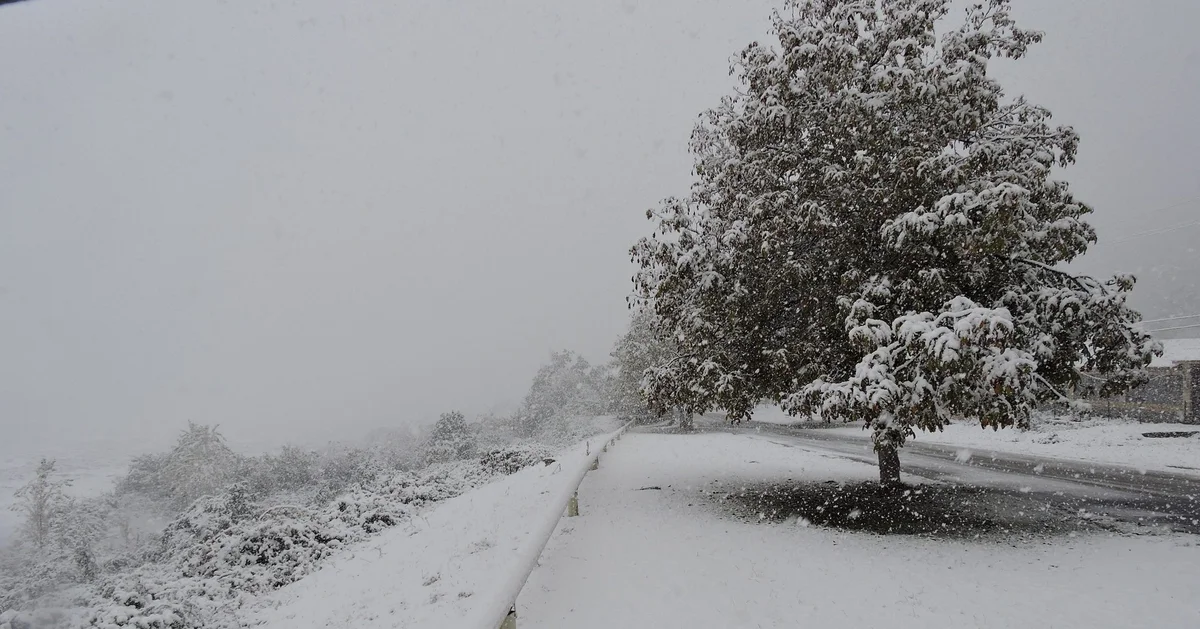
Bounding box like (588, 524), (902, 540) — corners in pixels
(1033, 372), (1072, 404)
(1008, 256), (1104, 294)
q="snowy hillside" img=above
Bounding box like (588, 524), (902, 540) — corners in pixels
(0, 412), (621, 629)
(243, 431), (621, 628)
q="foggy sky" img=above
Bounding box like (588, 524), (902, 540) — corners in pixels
(2, 0), (1198, 454)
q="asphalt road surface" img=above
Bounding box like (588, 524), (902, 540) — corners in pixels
(726, 421), (1200, 535)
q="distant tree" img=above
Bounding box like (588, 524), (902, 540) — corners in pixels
(161, 423), (240, 506)
(631, 0), (1158, 485)
(363, 425), (423, 469)
(252, 445), (320, 495)
(116, 452), (169, 500)
(421, 411), (477, 465)
(315, 446), (385, 500)
(608, 313), (659, 422)
(9, 459), (72, 549)
(53, 497), (108, 581)
(516, 351), (604, 436)
(609, 312), (693, 427)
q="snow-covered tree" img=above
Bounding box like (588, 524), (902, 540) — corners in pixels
(52, 497), (108, 581)
(421, 411), (477, 465)
(609, 312), (697, 427)
(161, 423), (240, 506)
(244, 445), (321, 497)
(608, 313), (662, 422)
(9, 459), (71, 549)
(516, 350), (605, 436)
(631, 0), (1159, 484)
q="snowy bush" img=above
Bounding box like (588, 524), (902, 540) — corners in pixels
(239, 446), (320, 499)
(173, 515), (345, 593)
(83, 567), (199, 629)
(16, 442), (555, 629)
(312, 446), (387, 503)
(0, 549), (79, 615)
(115, 454), (170, 502)
(478, 444), (554, 475)
(2, 413), (607, 629)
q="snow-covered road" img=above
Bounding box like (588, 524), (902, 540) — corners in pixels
(749, 406), (1200, 475)
(744, 422), (1200, 534)
(517, 431), (1200, 629)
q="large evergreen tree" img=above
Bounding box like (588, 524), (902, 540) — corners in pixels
(631, 0), (1159, 484)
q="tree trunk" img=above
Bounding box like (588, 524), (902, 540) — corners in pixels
(678, 408), (694, 431)
(877, 444), (901, 487)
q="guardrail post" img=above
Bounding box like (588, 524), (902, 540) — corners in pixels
(499, 606), (517, 629)
(567, 491), (579, 517)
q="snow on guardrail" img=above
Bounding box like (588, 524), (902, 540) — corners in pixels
(467, 420), (634, 629)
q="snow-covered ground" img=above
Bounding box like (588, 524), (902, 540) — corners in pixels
(518, 431), (1200, 628)
(241, 430), (620, 629)
(748, 405), (1200, 474)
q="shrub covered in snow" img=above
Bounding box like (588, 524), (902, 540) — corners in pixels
(478, 444), (555, 475)
(1, 398), (616, 629)
(0, 440), (567, 629)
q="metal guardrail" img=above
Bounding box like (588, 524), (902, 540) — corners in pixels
(467, 421), (634, 629)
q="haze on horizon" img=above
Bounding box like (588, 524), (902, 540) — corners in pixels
(2, 0), (1198, 455)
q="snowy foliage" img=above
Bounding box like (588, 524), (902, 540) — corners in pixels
(241, 446), (320, 497)
(608, 312), (681, 422)
(516, 351), (607, 437)
(0, 426), (565, 629)
(631, 0), (1159, 467)
(161, 425), (240, 509)
(420, 411), (477, 466)
(9, 459), (72, 550)
(113, 424), (239, 509)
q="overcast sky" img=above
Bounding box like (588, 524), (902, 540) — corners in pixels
(2, 0), (1198, 454)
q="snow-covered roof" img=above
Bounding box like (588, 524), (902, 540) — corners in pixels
(1149, 338), (1200, 368)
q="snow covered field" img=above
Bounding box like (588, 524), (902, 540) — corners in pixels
(748, 406), (1200, 474)
(518, 431), (1200, 628)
